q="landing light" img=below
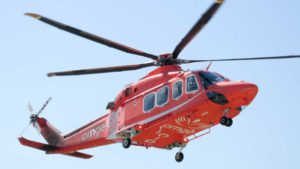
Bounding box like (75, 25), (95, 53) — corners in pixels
(137, 125), (143, 130)
(183, 138), (189, 142)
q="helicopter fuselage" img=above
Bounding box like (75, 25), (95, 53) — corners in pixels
(106, 65), (258, 149)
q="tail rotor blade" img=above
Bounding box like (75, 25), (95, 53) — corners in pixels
(19, 122), (32, 137)
(27, 103), (34, 114)
(21, 98), (52, 136)
(37, 97), (52, 115)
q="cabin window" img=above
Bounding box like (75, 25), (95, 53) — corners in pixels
(173, 80), (183, 100)
(156, 86), (169, 106)
(186, 75), (199, 93)
(144, 93), (155, 112)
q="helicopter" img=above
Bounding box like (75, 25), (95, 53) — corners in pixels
(18, 0), (300, 162)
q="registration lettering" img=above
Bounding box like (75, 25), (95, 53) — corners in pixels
(82, 123), (107, 141)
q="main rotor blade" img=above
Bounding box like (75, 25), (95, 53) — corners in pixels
(178, 55), (300, 64)
(25, 13), (158, 60)
(47, 62), (156, 77)
(172, 0), (224, 59)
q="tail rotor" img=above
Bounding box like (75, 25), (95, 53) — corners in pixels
(19, 97), (52, 136)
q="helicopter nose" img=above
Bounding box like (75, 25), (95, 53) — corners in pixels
(211, 81), (258, 107)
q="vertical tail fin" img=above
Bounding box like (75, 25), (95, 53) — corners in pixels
(36, 117), (64, 146)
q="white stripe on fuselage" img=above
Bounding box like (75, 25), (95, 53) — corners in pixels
(126, 90), (205, 129)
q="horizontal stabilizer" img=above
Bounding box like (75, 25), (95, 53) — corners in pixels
(18, 137), (92, 159)
(19, 137), (56, 151)
(63, 151), (93, 159)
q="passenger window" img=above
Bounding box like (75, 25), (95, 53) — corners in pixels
(144, 93), (155, 112)
(173, 81), (183, 100)
(186, 75), (199, 93)
(156, 87), (169, 106)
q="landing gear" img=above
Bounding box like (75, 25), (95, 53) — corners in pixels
(220, 116), (233, 127)
(174, 144), (186, 162)
(175, 152), (184, 162)
(226, 118), (233, 127)
(122, 138), (131, 149)
(220, 116), (227, 125)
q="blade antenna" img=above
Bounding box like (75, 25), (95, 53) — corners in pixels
(206, 61), (213, 71)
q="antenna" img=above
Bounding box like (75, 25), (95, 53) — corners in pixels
(206, 61), (213, 71)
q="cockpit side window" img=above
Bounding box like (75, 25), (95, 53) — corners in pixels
(199, 71), (225, 89)
(186, 75), (199, 93)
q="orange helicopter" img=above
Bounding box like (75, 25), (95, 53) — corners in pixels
(19, 0), (300, 162)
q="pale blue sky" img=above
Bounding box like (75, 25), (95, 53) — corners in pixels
(1, 0), (300, 168)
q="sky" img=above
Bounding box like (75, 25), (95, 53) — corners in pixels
(1, 0), (300, 168)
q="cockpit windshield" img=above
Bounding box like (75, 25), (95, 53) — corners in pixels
(199, 71), (225, 89)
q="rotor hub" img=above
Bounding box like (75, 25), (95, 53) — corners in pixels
(157, 53), (178, 66)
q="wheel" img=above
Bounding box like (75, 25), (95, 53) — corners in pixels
(122, 138), (131, 149)
(225, 118), (233, 127)
(175, 152), (184, 162)
(220, 116), (228, 125)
